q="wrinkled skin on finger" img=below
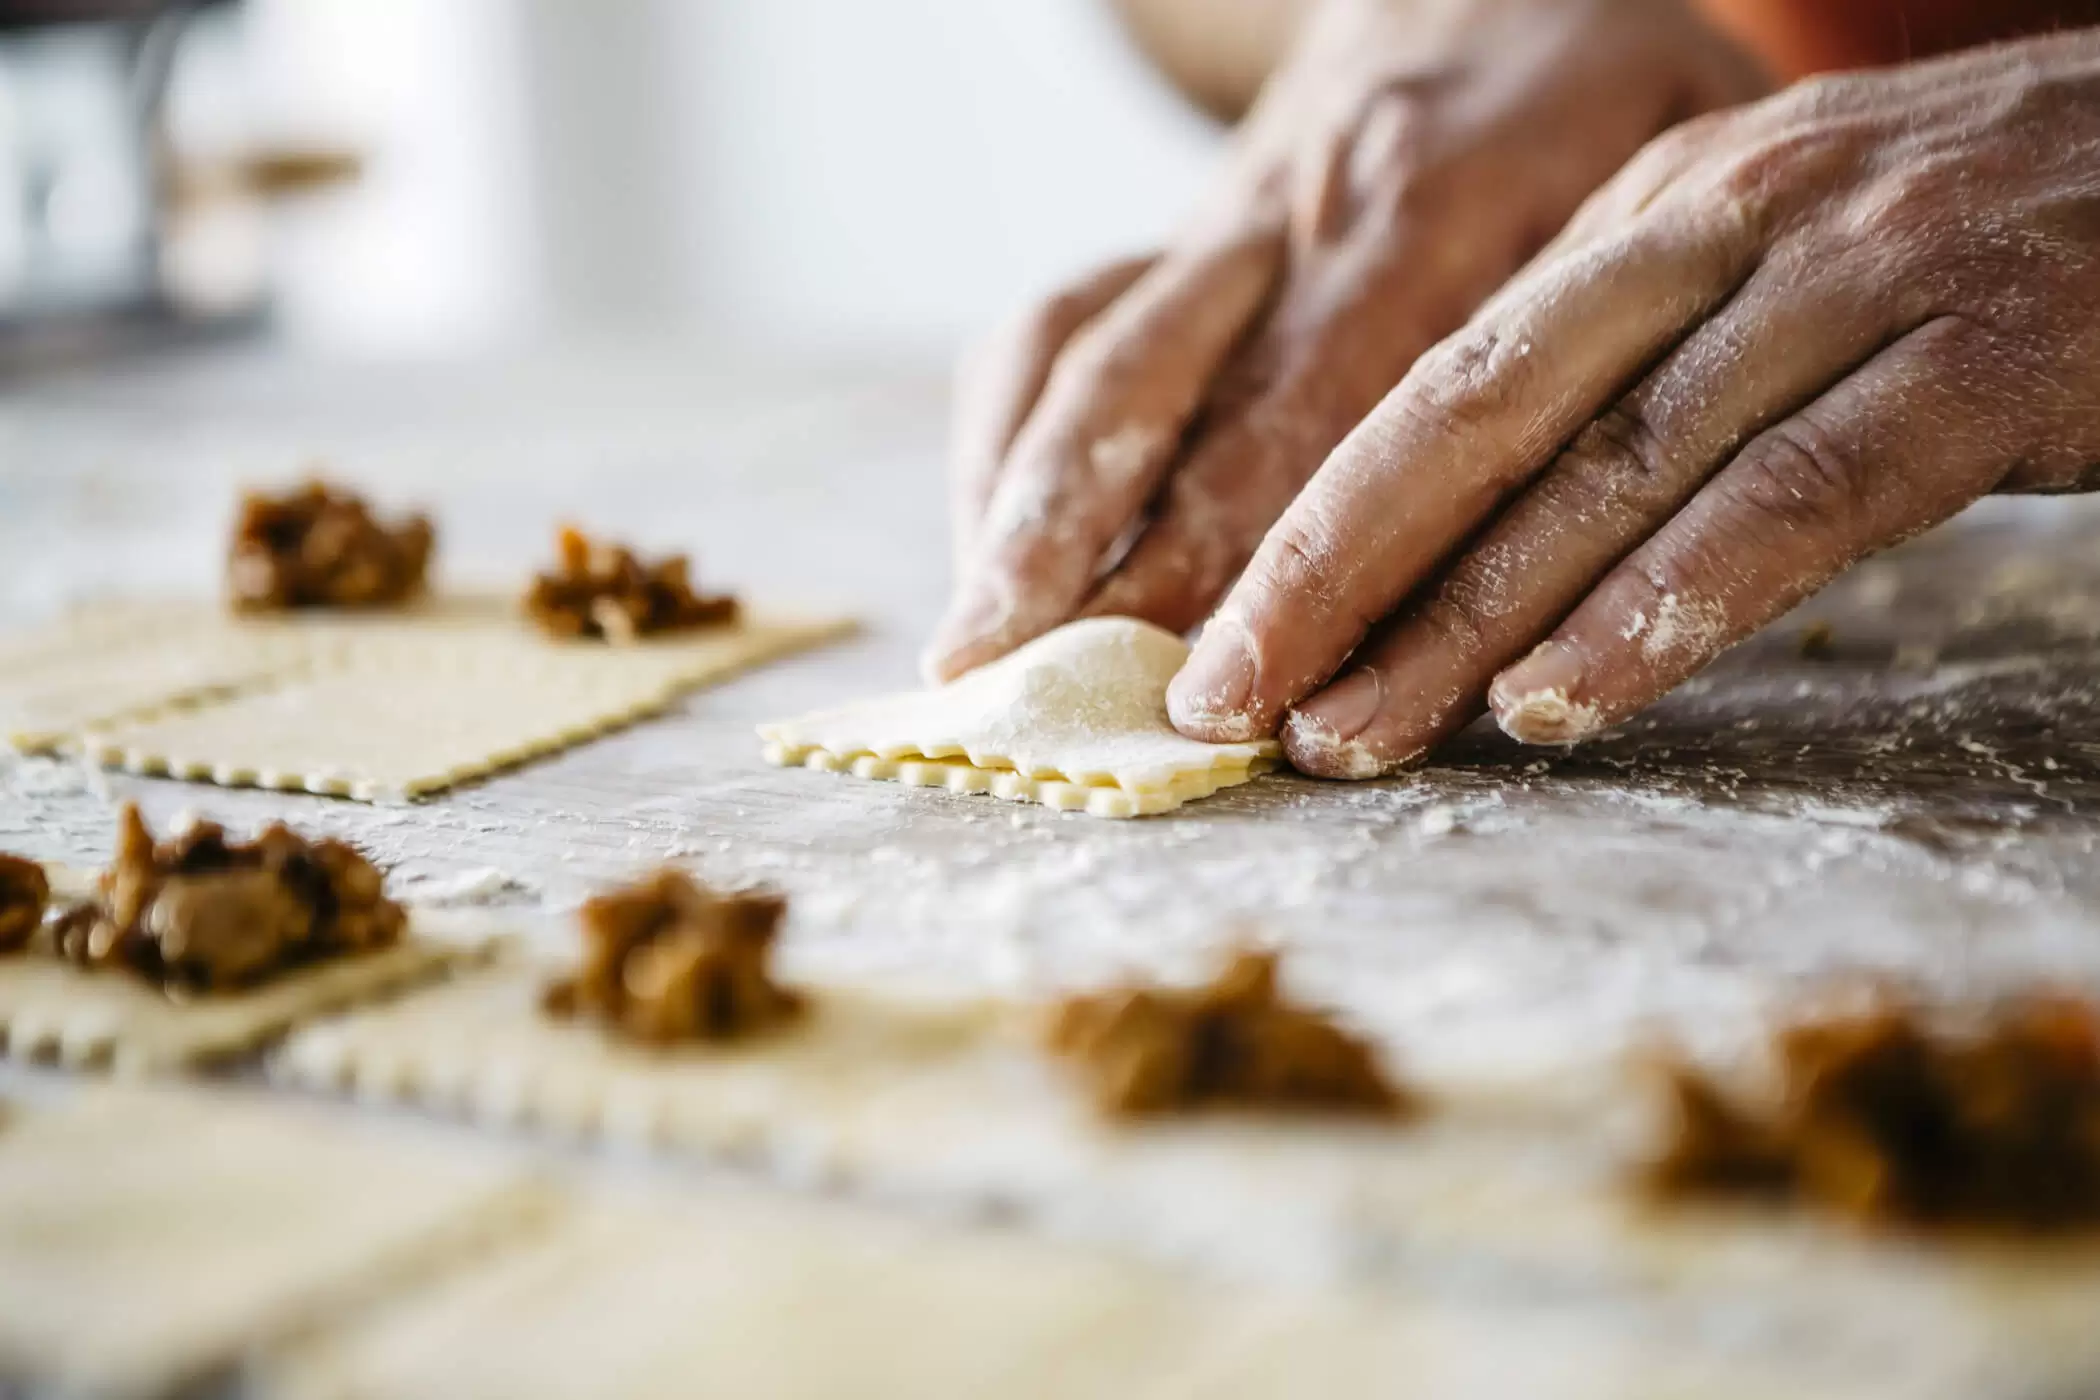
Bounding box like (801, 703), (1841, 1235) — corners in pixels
(1169, 28), (2100, 775)
(924, 0), (1765, 683)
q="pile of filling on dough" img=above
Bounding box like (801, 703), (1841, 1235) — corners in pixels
(1049, 950), (1410, 1118)
(1648, 996), (2100, 1232)
(0, 853), (48, 952)
(36, 804), (405, 993)
(229, 479), (436, 611)
(525, 526), (739, 643)
(542, 869), (801, 1044)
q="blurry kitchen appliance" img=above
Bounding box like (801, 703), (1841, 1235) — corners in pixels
(0, 0), (247, 366)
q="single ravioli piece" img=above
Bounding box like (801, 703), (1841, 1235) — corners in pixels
(0, 915), (498, 1076)
(758, 617), (1280, 818)
(0, 1086), (546, 1400)
(81, 614), (853, 801)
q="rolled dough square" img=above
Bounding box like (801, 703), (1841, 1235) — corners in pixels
(258, 1181), (1285, 1400)
(81, 613), (853, 800)
(0, 1086), (548, 1400)
(0, 930), (496, 1076)
(0, 603), (304, 753)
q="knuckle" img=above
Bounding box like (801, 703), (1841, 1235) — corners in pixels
(1558, 402), (1680, 508)
(1718, 414), (1869, 545)
(1845, 162), (1957, 251)
(1764, 68), (1865, 123)
(1261, 510), (1381, 633)
(1701, 125), (1859, 223)
(1407, 325), (1532, 452)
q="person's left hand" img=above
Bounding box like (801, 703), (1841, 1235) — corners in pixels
(1169, 30), (2100, 775)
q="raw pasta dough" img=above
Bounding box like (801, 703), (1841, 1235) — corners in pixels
(36, 597), (854, 800)
(0, 602), (305, 752)
(0, 912), (499, 1075)
(270, 962), (2100, 1393)
(759, 617), (1279, 817)
(0, 1086), (545, 1400)
(260, 1183), (1286, 1400)
(257, 1185), (1877, 1400)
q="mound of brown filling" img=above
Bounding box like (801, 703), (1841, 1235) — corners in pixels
(0, 853), (48, 952)
(229, 480), (435, 611)
(42, 804), (405, 993)
(1048, 951), (1409, 1118)
(542, 870), (800, 1044)
(1647, 997), (2100, 1232)
(525, 526), (739, 642)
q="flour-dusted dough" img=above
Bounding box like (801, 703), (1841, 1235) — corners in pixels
(255, 1183), (1894, 1400)
(75, 607), (853, 800)
(0, 1086), (548, 1400)
(759, 617), (1279, 817)
(0, 602), (306, 753)
(0, 922), (498, 1076)
(259, 1183), (1284, 1400)
(270, 963), (2100, 1392)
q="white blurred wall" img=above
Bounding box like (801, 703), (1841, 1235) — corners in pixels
(181, 0), (1224, 358)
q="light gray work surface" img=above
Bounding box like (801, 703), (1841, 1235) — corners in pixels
(5, 345), (2098, 1078)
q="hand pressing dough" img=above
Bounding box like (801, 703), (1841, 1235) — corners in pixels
(0, 912), (500, 1076)
(0, 1086), (547, 1400)
(65, 602), (852, 800)
(270, 962), (2100, 1392)
(759, 617), (1280, 817)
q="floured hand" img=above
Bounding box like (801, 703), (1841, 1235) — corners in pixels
(1172, 28), (2100, 775)
(924, 0), (1762, 683)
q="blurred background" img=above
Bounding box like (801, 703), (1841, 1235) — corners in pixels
(0, 0), (1240, 371)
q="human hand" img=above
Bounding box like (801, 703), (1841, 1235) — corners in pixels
(1169, 29), (2100, 775)
(926, 0), (1762, 682)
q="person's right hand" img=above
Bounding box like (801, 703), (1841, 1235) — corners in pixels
(925, 0), (1765, 683)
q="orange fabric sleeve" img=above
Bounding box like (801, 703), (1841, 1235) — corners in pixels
(1696, 0), (2100, 78)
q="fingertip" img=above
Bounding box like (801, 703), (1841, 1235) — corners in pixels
(1166, 616), (1264, 742)
(1280, 707), (1393, 780)
(1489, 641), (1604, 745)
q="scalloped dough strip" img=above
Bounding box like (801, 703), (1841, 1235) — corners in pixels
(758, 617), (1279, 818)
(775, 749), (1262, 818)
(0, 1086), (550, 1400)
(0, 919), (501, 1076)
(269, 963), (2100, 1385)
(79, 613), (854, 801)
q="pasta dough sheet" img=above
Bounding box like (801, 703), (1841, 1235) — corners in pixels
(78, 610), (853, 800)
(261, 1184), (1283, 1400)
(0, 603), (307, 752)
(0, 933), (494, 1076)
(0, 1086), (548, 1400)
(258, 1188), (1881, 1400)
(759, 617), (1278, 818)
(267, 964), (2100, 1392)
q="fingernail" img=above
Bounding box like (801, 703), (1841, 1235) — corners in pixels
(1292, 668), (1382, 740)
(1489, 642), (1600, 744)
(1168, 619), (1259, 740)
